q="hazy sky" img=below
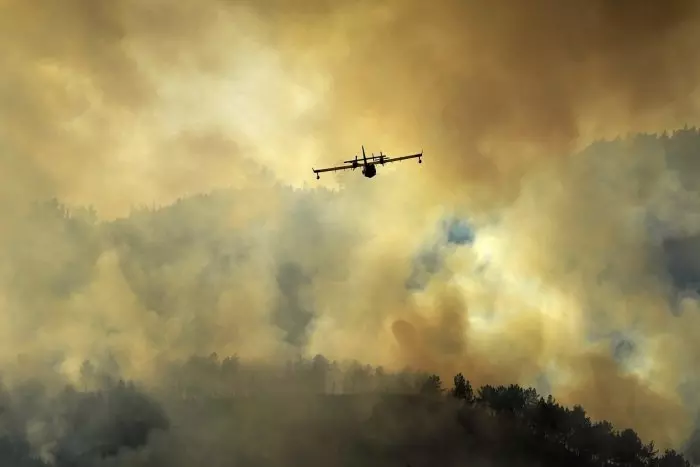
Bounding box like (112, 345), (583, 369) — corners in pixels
(2, 0), (700, 451)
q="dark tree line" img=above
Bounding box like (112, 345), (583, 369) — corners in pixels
(413, 372), (692, 467)
(163, 352), (432, 399)
(157, 353), (694, 466)
(0, 348), (695, 466)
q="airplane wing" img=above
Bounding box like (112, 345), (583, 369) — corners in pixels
(380, 152), (423, 164)
(312, 164), (356, 175)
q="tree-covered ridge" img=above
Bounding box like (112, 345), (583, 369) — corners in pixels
(157, 352), (694, 467)
(583, 126), (700, 193)
(436, 373), (690, 467)
(2, 127), (700, 465)
(3, 352), (692, 466)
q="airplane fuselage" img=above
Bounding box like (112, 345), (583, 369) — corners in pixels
(362, 163), (376, 178)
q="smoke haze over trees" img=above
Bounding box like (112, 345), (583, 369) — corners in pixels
(1, 130), (700, 465)
(4, 0), (700, 464)
(0, 352), (696, 466)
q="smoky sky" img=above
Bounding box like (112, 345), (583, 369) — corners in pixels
(2, 0), (700, 456)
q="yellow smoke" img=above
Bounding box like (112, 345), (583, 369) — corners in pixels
(2, 0), (700, 450)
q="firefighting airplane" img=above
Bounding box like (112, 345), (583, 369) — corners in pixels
(312, 146), (423, 179)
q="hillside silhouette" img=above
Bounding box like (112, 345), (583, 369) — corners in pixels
(0, 352), (694, 466)
(1, 128), (700, 466)
(166, 352), (696, 467)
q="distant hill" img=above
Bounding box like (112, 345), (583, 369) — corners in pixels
(3, 127), (700, 466)
(153, 353), (696, 467)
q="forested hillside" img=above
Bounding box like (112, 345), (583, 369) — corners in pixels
(2, 352), (694, 466)
(1, 128), (700, 466)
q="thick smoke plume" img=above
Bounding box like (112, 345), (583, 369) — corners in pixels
(2, 0), (700, 462)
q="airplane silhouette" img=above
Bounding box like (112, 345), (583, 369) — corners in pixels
(312, 146), (422, 180)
